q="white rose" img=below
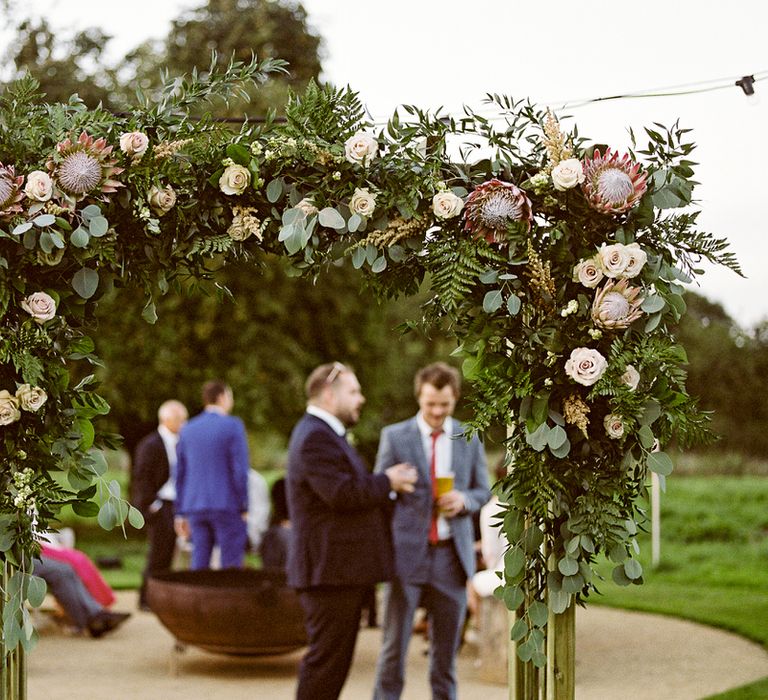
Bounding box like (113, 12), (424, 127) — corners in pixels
(148, 185), (177, 216)
(564, 347), (608, 386)
(349, 187), (377, 218)
(119, 131), (149, 161)
(621, 364), (640, 391)
(219, 164), (251, 195)
(16, 384), (47, 412)
(432, 191), (464, 220)
(21, 291), (56, 324)
(551, 158), (585, 191)
(598, 243), (631, 279)
(573, 256), (604, 288)
(604, 414), (625, 439)
(24, 170), (53, 202)
(344, 131), (379, 165)
(623, 243), (648, 278)
(0, 390), (21, 426)
(295, 198), (318, 217)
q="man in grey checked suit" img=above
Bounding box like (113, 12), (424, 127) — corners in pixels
(373, 363), (491, 700)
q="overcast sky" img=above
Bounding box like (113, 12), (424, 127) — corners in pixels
(16, 0), (768, 328)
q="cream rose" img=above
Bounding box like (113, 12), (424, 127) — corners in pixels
(344, 131), (379, 165)
(24, 170), (53, 202)
(564, 347), (608, 386)
(0, 390), (21, 426)
(295, 198), (318, 217)
(21, 291), (56, 324)
(432, 191), (464, 220)
(604, 414), (625, 439)
(573, 256), (604, 288)
(621, 364), (640, 391)
(148, 185), (177, 217)
(16, 384), (47, 412)
(598, 243), (631, 278)
(551, 158), (585, 191)
(219, 164), (251, 195)
(119, 131), (149, 161)
(349, 187), (377, 218)
(623, 243), (648, 278)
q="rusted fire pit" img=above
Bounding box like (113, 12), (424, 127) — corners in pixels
(147, 568), (306, 656)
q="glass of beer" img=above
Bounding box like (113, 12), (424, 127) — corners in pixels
(436, 473), (454, 499)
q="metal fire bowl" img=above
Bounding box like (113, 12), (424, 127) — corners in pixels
(147, 568), (307, 656)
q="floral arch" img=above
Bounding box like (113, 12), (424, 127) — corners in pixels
(0, 58), (739, 698)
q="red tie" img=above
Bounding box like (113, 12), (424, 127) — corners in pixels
(429, 429), (443, 544)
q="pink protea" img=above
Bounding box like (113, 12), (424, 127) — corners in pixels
(47, 131), (124, 202)
(581, 149), (647, 214)
(0, 163), (25, 220)
(462, 178), (533, 244)
(591, 278), (644, 330)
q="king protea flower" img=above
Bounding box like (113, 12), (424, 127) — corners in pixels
(591, 278), (644, 330)
(0, 163), (25, 220)
(47, 132), (124, 203)
(463, 178), (533, 244)
(581, 149), (647, 214)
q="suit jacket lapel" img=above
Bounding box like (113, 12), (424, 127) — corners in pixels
(404, 418), (430, 481)
(450, 420), (468, 477)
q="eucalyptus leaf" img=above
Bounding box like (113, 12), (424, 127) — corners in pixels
(371, 256), (387, 273)
(81, 204), (101, 221)
(647, 451), (674, 476)
(72, 267), (99, 299)
(641, 294), (666, 313)
(525, 422), (549, 452)
(97, 500), (118, 530)
(517, 638), (535, 663)
(128, 506), (145, 529)
(351, 247), (367, 269)
(528, 601), (548, 628)
(506, 294), (522, 315)
(561, 573), (585, 594)
(12, 221), (33, 235)
(624, 558), (643, 580)
(318, 207), (346, 229)
(26, 576), (47, 608)
(504, 547), (525, 578)
(612, 565), (632, 586)
(479, 269), (498, 284)
(142, 300), (158, 324)
(348, 213), (363, 233)
(549, 589), (571, 614)
(547, 425), (567, 450)
(645, 312), (663, 333)
(523, 525), (544, 554)
(558, 556), (579, 576)
(39, 231), (55, 254)
(638, 425), (655, 449)
(387, 244), (406, 263)
(71, 227), (90, 248)
(549, 437), (571, 459)
(87, 216), (109, 237)
(32, 214), (56, 227)
(510, 617), (528, 641)
(483, 290), (503, 314)
(503, 585), (525, 611)
(266, 178), (284, 203)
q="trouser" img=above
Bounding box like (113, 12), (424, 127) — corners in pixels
(140, 500), (176, 604)
(373, 544), (467, 700)
(296, 585), (368, 700)
(187, 510), (248, 570)
(34, 556), (102, 629)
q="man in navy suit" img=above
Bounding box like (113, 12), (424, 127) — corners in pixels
(373, 362), (490, 700)
(132, 399), (188, 609)
(175, 380), (250, 570)
(286, 362), (417, 700)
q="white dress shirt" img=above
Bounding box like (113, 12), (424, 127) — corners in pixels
(306, 404), (346, 437)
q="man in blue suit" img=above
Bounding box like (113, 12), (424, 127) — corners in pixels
(175, 380), (250, 570)
(373, 362), (491, 700)
(286, 362), (417, 700)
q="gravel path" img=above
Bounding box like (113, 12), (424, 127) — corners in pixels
(26, 591), (768, 700)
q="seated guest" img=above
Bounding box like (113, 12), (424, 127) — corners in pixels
(259, 478), (291, 569)
(35, 554), (130, 638)
(40, 541), (115, 608)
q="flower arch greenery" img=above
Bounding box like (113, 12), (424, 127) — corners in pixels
(0, 56), (739, 692)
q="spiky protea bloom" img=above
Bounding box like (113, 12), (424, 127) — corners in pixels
(463, 178), (533, 244)
(581, 149), (647, 214)
(591, 278), (644, 330)
(47, 132), (123, 202)
(0, 163), (25, 220)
